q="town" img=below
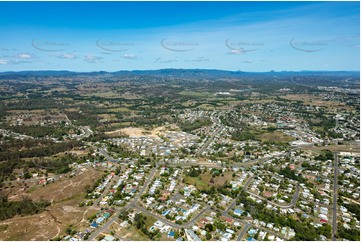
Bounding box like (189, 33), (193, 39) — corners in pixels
(0, 70), (359, 241)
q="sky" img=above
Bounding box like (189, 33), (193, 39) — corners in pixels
(0, 1), (359, 72)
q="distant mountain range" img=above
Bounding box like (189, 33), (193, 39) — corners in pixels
(0, 69), (359, 78)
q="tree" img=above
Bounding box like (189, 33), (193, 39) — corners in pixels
(134, 213), (145, 229)
(0, 195), (50, 221)
(205, 223), (215, 232)
(98, 235), (105, 241)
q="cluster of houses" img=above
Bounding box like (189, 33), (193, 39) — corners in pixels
(0, 128), (33, 140)
(64, 104), (358, 241)
(110, 130), (199, 157)
(93, 174), (114, 199)
(143, 172), (204, 222)
(178, 110), (212, 123)
(246, 170), (296, 204)
(90, 210), (115, 229)
(73, 149), (359, 241)
(338, 153), (360, 200)
(334, 114), (359, 139)
(251, 220), (296, 240)
(7, 111), (69, 126)
(230, 172), (250, 190)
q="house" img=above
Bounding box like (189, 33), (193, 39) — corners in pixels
(234, 222), (241, 227)
(248, 228), (258, 236)
(186, 229), (201, 241)
(120, 220), (130, 228)
(221, 216), (233, 224)
(222, 232), (232, 240)
(226, 229), (235, 234)
(198, 218), (209, 226)
(103, 212), (111, 219)
(90, 222), (99, 228)
(234, 208), (244, 217)
(96, 217), (105, 224)
(154, 220), (164, 228)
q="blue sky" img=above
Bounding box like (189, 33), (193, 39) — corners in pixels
(0, 1), (359, 72)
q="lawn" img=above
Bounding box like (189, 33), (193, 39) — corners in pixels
(184, 171), (234, 190)
(112, 226), (149, 241)
(258, 131), (295, 143)
(184, 176), (210, 190)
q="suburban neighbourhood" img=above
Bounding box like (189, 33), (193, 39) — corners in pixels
(0, 2), (359, 238)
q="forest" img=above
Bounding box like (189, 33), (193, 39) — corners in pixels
(0, 195), (50, 221)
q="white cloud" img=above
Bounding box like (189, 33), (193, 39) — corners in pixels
(84, 54), (103, 63)
(17, 53), (33, 59)
(0, 59), (8, 65)
(51, 53), (78, 59)
(123, 53), (137, 59)
(227, 49), (258, 55)
(154, 57), (178, 63)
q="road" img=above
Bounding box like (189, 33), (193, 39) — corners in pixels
(87, 166), (157, 240)
(88, 209), (120, 240)
(132, 166), (158, 204)
(87, 143), (120, 163)
(98, 147), (119, 163)
(93, 174), (118, 207)
(245, 185), (300, 209)
(133, 203), (184, 229)
(223, 175), (254, 216)
(133, 203), (210, 229)
(221, 213), (287, 241)
(237, 223), (251, 241)
(291, 185), (301, 207)
(87, 143), (298, 240)
(195, 126), (223, 156)
(332, 152), (339, 240)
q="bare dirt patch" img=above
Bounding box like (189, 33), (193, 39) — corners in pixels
(27, 169), (103, 203)
(106, 125), (178, 138)
(0, 168), (103, 240)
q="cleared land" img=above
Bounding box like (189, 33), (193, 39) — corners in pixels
(184, 171), (233, 190)
(258, 131), (295, 143)
(106, 125), (180, 138)
(0, 169), (103, 241)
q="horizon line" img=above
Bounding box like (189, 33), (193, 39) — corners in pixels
(0, 68), (360, 74)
